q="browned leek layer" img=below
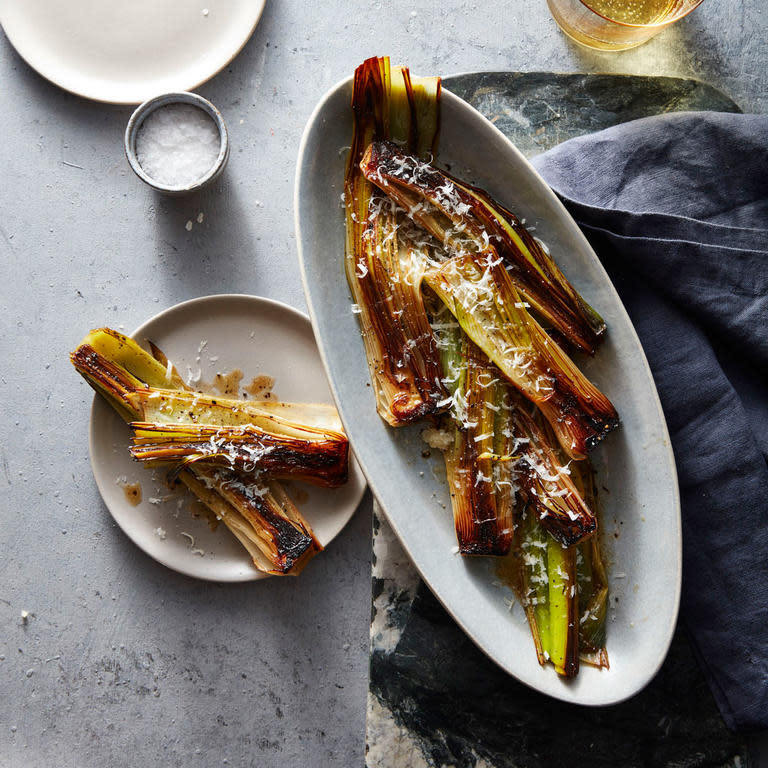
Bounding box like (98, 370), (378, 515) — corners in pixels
(183, 468), (321, 575)
(360, 140), (606, 354)
(344, 57), (447, 426)
(129, 422), (349, 488)
(71, 343), (149, 421)
(511, 400), (595, 547)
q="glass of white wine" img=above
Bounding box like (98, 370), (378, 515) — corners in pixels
(547, 0), (705, 51)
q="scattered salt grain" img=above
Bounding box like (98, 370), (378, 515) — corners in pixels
(136, 104), (220, 186)
(185, 220), (194, 232)
(154, 527), (167, 540)
(196, 212), (205, 224)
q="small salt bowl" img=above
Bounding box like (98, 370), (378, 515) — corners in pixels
(125, 92), (229, 195)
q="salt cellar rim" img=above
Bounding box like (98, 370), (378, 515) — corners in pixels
(124, 91), (230, 195)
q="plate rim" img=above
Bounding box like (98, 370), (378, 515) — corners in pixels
(294, 74), (682, 705)
(87, 292), (366, 583)
(0, 0), (267, 104)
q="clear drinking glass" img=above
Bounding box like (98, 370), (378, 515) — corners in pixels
(547, 0), (705, 51)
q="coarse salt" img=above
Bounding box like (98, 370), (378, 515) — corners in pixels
(136, 104), (220, 186)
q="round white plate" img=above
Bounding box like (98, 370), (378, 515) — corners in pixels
(0, 0), (266, 104)
(88, 294), (367, 582)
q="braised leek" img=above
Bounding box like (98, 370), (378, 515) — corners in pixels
(129, 421), (348, 488)
(345, 56), (447, 426)
(509, 504), (580, 678)
(507, 442), (608, 675)
(425, 250), (618, 459)
(437, 328), (515, 555)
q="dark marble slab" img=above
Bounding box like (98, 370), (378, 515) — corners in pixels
(444, 72), (740, 158)
(366, 72), (747, 768)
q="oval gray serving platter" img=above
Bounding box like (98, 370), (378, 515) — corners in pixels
(294, 76), (681, 706)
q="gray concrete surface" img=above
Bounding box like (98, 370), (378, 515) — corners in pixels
(0, 2), (765, 767)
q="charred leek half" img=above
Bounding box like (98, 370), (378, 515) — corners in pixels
(344, 56), (447, 426)
(71, 328), (332, 575)
(425, 249), (618, 459)
(512, 506), (580, 677)
(129, 421), (348, 488)
(435, 325), (515, 555)
(506, 449), (608, 676)
(360, 140), (605, 354)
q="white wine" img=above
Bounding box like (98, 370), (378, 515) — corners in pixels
(547, 0), (703, 51)
(584, 0), (677, 26)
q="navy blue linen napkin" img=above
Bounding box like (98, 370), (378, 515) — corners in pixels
(532, 111), (768, 731)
